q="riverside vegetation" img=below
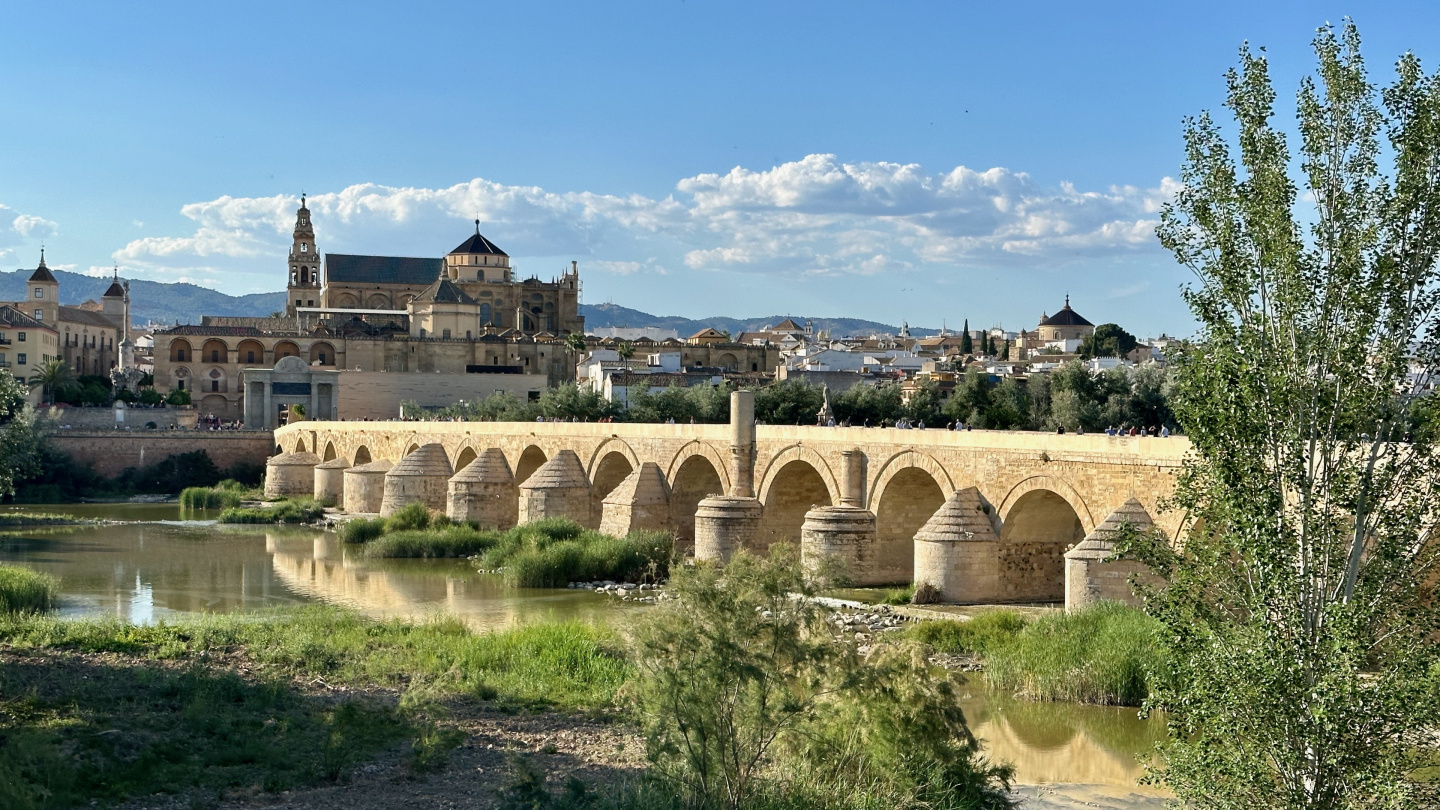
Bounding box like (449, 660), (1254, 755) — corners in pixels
(342, 506), (673, 587)
(0, 546), (1145, 809)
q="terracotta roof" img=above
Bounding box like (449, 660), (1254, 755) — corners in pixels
(59, 307), (120, 329)
(0, 306), (49, 330)
(688, 328), (728, 340)
(769, 318), (804, 331)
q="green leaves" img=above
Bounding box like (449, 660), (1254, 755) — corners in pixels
(1147, 20), (1440, 809)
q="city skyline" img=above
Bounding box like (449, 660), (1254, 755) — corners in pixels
(3, 1), (1435, 336)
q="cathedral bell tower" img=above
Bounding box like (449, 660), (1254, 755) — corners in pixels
(285, 195), (320, 317)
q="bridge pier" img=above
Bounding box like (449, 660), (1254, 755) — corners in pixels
(802, 448), (885, 584)
(1064, 498), (1155, 612)
(380, 443), (452, 516)
(913, 487), (1002, 603)
(265, 451), (319, 498)
(343, 460), (392, 514)
(313, 458), (349, 505)
(599, 462), (671, 537)
(695, 390), (764, 562)
(447, 448), (518, 529)
(518, 449), (595, 528)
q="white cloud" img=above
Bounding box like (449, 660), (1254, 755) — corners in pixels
(0, 203), (58, 250)
(112, 155), (1172, 290)
(12, 214), (58, 239)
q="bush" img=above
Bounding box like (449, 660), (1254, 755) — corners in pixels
(218, 499), (325, 525)
(907, 611), (1028, 656)
(0, 565), (57, 614)
(630, 546), (1013, 810)
(180, 486), (244, 509)
(384, 502), (432, 532)
(363, 526), (496, 559)
(339, 517), (386, 544)
(478, 521), (672, 587)
(982, 601), (1161, 706)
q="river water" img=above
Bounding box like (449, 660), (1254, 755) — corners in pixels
(0, 503), (1168, 806)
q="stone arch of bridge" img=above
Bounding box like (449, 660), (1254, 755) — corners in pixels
(869, 453), (952, 585)
(759, 452), (837, 551)
(352, 445), (372, 465)
(669, 452), (726, 548)
(665, 440), (731, 495)
(322, 441), (337, 462)
(590, 449), (636, 517)
(997, 475), (1093, 603)
(454, 446), (478, 472)
(757, 444), (841, 507)
(865, 450), (954, 512)
(996, 475), (1094, 534)
(585, 437), (641, 480)
(514, 445), (548, 485)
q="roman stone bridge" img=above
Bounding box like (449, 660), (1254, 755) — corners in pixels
(270, 393), (1188, 609)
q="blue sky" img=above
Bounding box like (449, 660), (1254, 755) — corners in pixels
(2, 1), (1436, 335)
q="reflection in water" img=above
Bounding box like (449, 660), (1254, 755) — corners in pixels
(0, 502), (1170, 794)
(961, 687), (1168, 791)
(266, 533), (635, 630)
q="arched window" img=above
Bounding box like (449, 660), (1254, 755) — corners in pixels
(480, 303), (492, 324)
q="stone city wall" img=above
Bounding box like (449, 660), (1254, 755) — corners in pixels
(48, 431), (276, 478)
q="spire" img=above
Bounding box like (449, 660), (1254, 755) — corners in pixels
(1064, 293), (1070, 308)
(39, 245), (45, 267)
(475, 218), (481, 234)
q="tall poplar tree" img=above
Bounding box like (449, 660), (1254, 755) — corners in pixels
(959, 319), (972, 354)
(1136, 22), (1440, 808)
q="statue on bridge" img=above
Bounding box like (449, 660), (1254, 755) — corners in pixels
(817, 383), (834, 426)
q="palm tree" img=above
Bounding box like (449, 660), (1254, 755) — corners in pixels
(30, 358), (75, 405)
(617, 341), (635, 363)
(566, 332), (588, 354)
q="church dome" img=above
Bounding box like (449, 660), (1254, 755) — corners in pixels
(1039, 297), (1092, 328)
(28, 251), (56, 283)
(449, 220), (508, 257)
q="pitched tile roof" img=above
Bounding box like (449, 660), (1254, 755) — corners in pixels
(325, 254), (445, 286)
(59, 307), (120, 329)
(413, 277), (478, 305)
(449, 223), (508, 257)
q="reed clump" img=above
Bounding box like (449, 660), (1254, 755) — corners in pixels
(0, 564), (57, 614)
(981, 601), (1161, 706)
(180, 479), (262, 510)
(218, 498), (325, 525)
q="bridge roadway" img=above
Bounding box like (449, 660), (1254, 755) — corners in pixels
(272, 419), (1188, 604)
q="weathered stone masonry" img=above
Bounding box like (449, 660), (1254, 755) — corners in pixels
(273, 400), (1188, 609)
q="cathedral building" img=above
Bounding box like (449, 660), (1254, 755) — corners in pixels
(153, 199), (585, 422)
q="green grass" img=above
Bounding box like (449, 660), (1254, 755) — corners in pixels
(0, 655), (407, 810)
(218, 498), (326, 524)
(478, 519), (673, 588)
(0, 512), (93, 527)
(364, 526), (497, 558)
(0, 606), (630, 712)
(904, 610), (1028, 656)
(180, 479), (263, 510)
(339, 516), (387, 544)
(880, 585), (915, 605)
(347, 514), (675, 587)
(0, 565), (57, 614)
(981, 601), (1162, 706)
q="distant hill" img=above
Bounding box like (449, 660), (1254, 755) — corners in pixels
(581, 302), (938, 338)
(0, 267), (935, 337)
(0, 267), (285, 327)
